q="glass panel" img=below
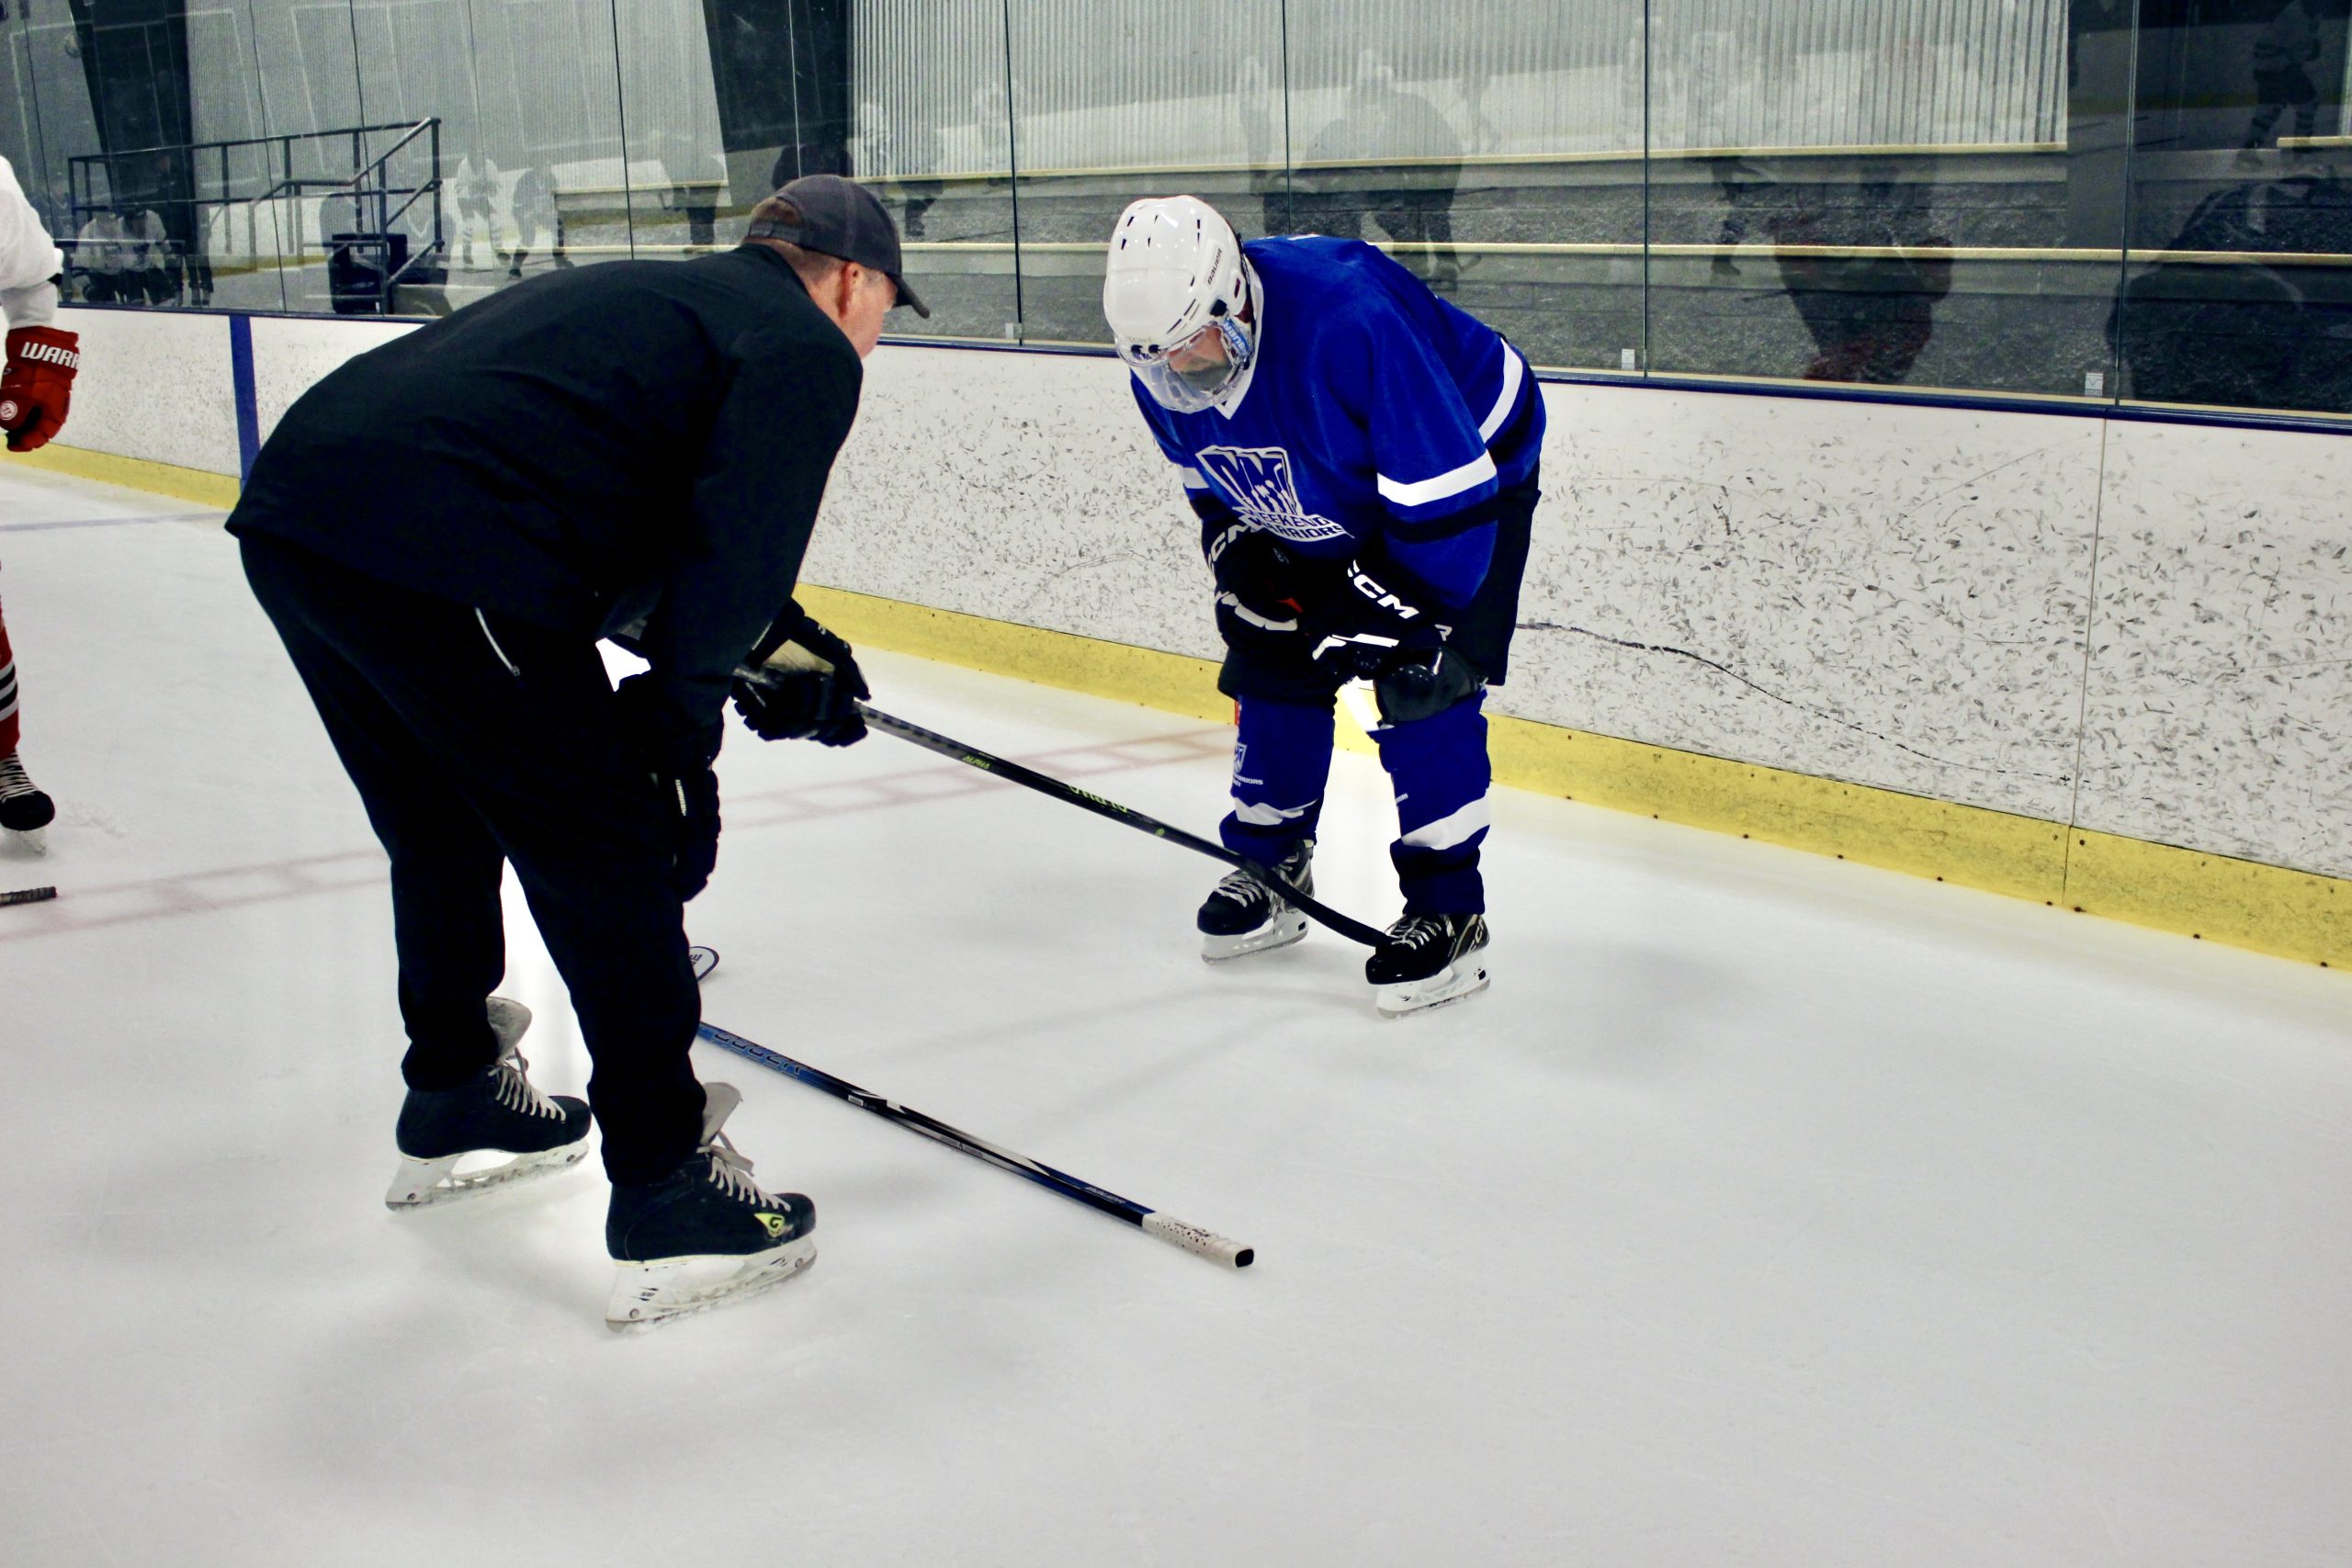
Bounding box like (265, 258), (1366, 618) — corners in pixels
(851, 0), (1019, 342)
(229, 0), (368, 310)
(16, 0), (223, 311)
(611, 0), (735, 263)
(994, 0), (1284, 346)
(1283, 0), (1646, 374)
(0, 0), (2338, 420)
(1, 7), (93, 243)
(1645, 0), (2112, 400)
(378, 0), (629, 313)
(179, 0), (266, 310)
(2115, 0), (2352, 414)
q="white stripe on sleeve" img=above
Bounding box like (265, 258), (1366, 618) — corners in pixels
(1399, 797), (1490, 852)
(1478, 350), (1524, 442)
(1376, 450), (1498, 510)
(1180, 466), (1207, 491)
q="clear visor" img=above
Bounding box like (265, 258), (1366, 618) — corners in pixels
(1118, 318), (1251, 414)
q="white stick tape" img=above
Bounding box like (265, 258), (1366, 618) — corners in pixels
(1142, 1213), (1255, 1269)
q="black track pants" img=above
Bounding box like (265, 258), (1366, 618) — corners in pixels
(241, 534), (704, 1182)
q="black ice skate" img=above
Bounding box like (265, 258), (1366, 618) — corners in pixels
(384, 998), (591, 1207)
(0, 750), (56, 854)
(1366, 912), (1491, 1018)
(1197, 839), (1315, 962)
(605, 1083), (816, 1330)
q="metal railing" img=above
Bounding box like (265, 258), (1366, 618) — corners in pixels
(69, 119), (446, 314)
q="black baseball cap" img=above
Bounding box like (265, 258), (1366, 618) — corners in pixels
(745, 174), (930, 319)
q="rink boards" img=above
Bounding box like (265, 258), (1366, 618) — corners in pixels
(17, 304), (2348, 967)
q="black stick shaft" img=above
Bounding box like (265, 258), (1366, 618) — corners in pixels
(857, 703), (1386, 949)
(0, 885), (58, 907)
(696, 1022), (1253, 1269)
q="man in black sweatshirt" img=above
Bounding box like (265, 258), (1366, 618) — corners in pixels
(230, 175), (924, 1329)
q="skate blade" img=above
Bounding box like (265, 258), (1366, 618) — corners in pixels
(605, 1235), (818, 1332)
(1202, 911), (1310, 964)
(384, 1140), (589, 1209)
(1374, 958), (1492, 1019)
(4, 826), (49, 856)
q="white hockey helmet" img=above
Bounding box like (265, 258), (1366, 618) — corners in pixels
(1102, 195), (1255, 413)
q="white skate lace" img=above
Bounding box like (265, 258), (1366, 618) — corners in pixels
(1385, 916), (1450, 953)
(703, 1131), (784, 1207)
(1216, 847), (1306, 911)
(1213, 866), (1273, 911)
(0, 753), (38, 802)
(490, 1050), (565, 1120)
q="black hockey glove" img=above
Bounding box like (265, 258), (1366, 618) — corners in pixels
(613, 674), (723, 901)
(1307, 557), (1449, 681)
(1202, 513), (1317, 626)
(731, 605), (869, 746)
(1371, 643), (1486, 725)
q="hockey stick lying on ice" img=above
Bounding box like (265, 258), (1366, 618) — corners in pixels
(854, 702), (1387, 949)
(695, 1021), (1254, 1269)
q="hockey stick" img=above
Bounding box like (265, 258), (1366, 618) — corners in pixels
(854, 703), (1386, 949)
(696, 1021), (1254, 1269)
(0, 885), (57, 907)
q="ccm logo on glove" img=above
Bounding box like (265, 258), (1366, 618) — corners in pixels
(1344, 566), (1422, 621)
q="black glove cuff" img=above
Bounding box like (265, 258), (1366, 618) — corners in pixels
(795, 619), (862, 682)
(749, 599), (816, 667)
(614, 673), (722, 773)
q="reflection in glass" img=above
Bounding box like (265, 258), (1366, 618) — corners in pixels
(55, 0), (205, 308)
(1765, 174), (1954, 386)
(1649, 0), (2098, 396)
(1283, 0), (1644, 372)
(614, 1), (729, 259)
(2118, 168), (2352, 412)
(996, 0), (1285, 345)
(0, 0), (2343, 418)
(2117, 0), (2352, 412)
(1292, 52), (1463, 293)
(2240, 0), (2331, 157)
(854, 96), (943, 240)
(848, 0), (1018, 340)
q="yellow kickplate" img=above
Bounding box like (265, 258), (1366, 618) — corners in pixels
(5, 443), (240, 510)
(2065, 829), (2348, 969)
(1486, 718), (2073, 906)
(797, 584), (1229, 723)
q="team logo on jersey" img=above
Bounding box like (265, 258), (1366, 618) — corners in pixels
(1196, 446), (1348, 545)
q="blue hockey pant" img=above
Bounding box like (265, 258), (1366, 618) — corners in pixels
(1220, 690), (1491, 915)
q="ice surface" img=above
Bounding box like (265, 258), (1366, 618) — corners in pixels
(3, 465), (2349, 1566)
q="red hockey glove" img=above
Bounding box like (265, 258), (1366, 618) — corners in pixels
(1, 327), (80, 452)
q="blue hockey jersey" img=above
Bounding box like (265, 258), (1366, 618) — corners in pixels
(1129, 235), (1543, 607)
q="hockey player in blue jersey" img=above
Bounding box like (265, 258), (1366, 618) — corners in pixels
(1102, 195), (1544, 1017)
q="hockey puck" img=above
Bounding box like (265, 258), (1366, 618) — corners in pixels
(0, 885), (58, 907)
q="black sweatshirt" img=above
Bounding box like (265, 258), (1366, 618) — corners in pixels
(227, 245), (863, 736)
